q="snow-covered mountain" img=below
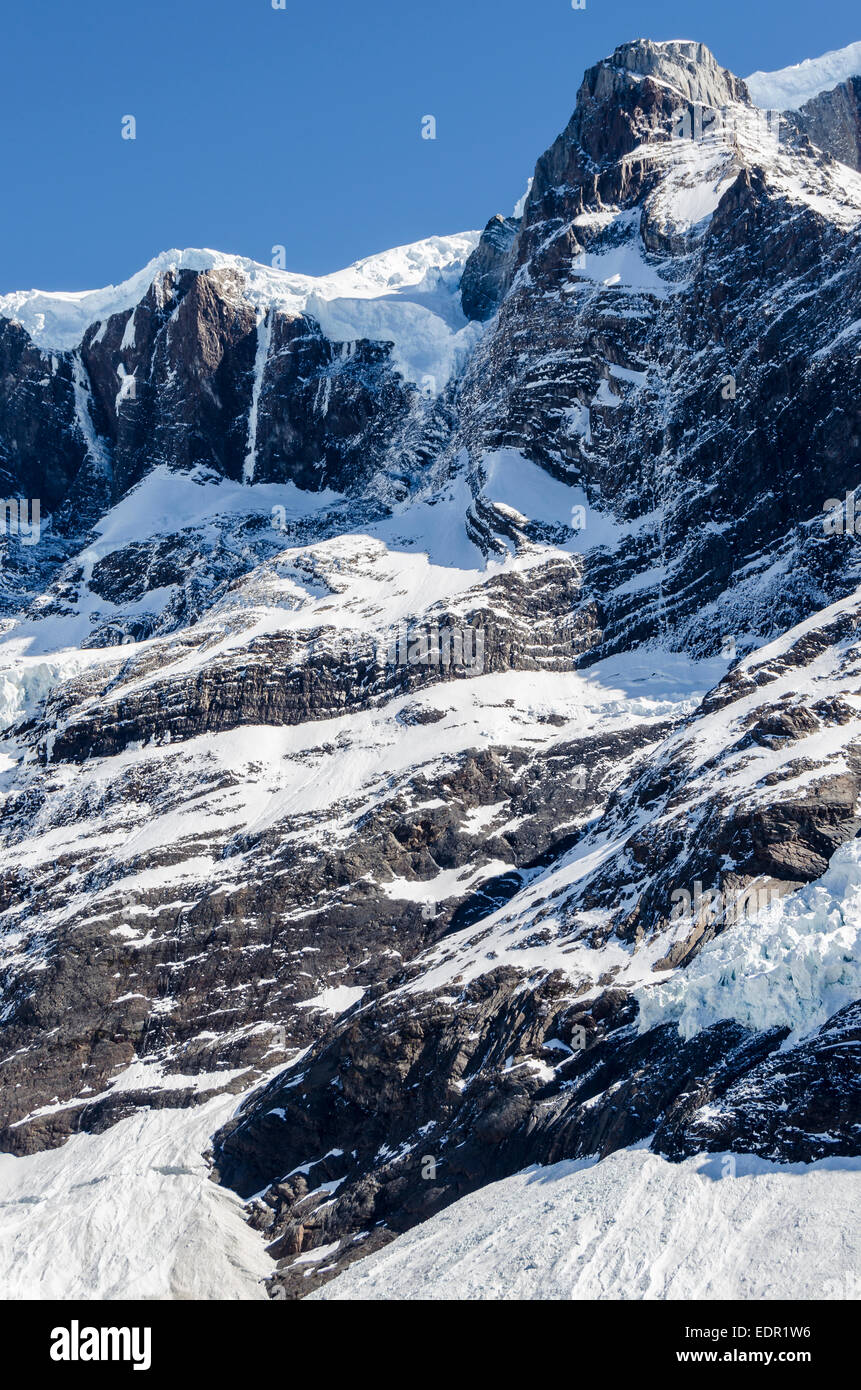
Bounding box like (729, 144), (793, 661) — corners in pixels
(1, 36), (859, 1300)
(747, 40), (861, 173)
(746, 39), (861, 110)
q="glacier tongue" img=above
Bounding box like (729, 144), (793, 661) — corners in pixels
(637, 838), (861, 1045)
(309, 1147), (861, 1301)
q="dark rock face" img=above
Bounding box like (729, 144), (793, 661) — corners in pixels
(657, 1001), (861, 1162)
(82, 268), (258, 495)
(213, 963), (859, 1298)
(790, 76), (861, 171)
(0, 694), (662, 1154)
(0, 317), (86, 510)
(460, 215), (520, 322)
(1, 36), (860, 1298)
(246, 315), (441, 493)
(0, 266), (451, 538)
(78, 265), (444, 499)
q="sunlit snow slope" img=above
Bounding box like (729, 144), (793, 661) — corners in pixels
(310, 1148), (861, 1301)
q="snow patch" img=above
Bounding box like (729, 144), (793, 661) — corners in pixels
(298, 985), (365, 1015)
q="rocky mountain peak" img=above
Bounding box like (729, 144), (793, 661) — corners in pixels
(512, 38), (753, 241)
(595, 38), (751, 109)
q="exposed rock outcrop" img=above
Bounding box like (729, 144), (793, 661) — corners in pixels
(460, 215), (520, 322)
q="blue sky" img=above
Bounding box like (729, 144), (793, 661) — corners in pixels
(2, 0), (858, 292)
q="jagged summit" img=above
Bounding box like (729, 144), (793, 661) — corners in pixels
(594, 38), (750, 109)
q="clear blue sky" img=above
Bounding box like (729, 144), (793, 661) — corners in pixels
(2, 0), (858, 292)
